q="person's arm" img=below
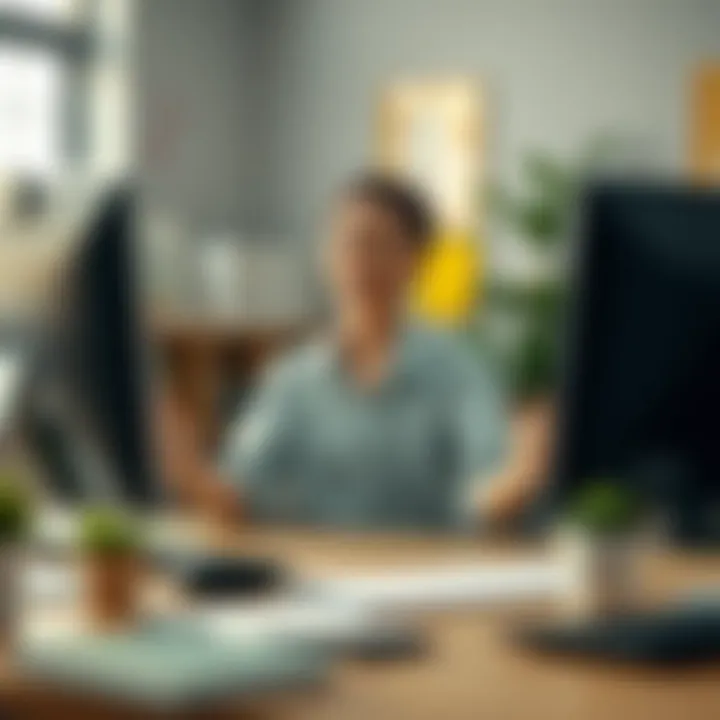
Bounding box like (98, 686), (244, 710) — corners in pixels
(452, 345), (550, 530)
(220, 358), (302, 522)
(475, 399), (553, 525)
(156, 388), (242, 521)
(451, 345), (509, 529)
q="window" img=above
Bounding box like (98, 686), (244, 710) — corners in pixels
(0, 0), (132, 186)
(0, 43), (64, 177)
(0, 0), (72, 22)
(0, 0), (84, 179)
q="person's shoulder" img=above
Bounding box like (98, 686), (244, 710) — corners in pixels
(408, 323), (474, 366)
(407, 323), (499, 385)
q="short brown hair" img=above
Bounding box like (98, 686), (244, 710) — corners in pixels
(340, 171), (435, 250)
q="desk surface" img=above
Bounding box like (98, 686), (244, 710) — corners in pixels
(3, 528), (720, 720)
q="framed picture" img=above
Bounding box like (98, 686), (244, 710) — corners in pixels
(376, 79), (483, 323)
(376, 78), (483, 232)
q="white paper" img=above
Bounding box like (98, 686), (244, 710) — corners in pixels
(305, 561), (564, 611)
(0, 352), (23, 434)
(23, 560), (80, 605)
(193, 560), (564, 646)
(192, 599), (378, 644)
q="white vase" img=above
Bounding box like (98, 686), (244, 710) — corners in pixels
(555, 528), (642, 621)
(0, 544), (21, 649)
(199, 236), (244, 318)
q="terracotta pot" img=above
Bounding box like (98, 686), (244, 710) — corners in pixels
(85, 553), (141, 630)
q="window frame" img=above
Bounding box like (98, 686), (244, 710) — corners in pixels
(0, 0), (95, 172)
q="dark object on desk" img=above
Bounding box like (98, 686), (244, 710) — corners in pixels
(176, 555), (287, 598)
(551, 183), (720, 546)
(339, 624), (430, 662)
(517, 607), (720, 665)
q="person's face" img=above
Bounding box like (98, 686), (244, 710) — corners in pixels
(324, 198), (419, 315)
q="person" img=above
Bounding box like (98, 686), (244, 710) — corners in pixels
(160, 172), (547, 530)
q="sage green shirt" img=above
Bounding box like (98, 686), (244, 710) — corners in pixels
(222, 324), (507, 531)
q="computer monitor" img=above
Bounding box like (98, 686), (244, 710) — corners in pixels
(554, 183), (720, 544)
(22, 185), (161, 508)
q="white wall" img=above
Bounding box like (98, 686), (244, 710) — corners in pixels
(255, 0), (720, 243)
(135, 0), (720, 250)
(136, 0), (258, 237)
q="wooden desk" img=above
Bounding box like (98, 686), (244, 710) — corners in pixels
(2, 529), (720, 720)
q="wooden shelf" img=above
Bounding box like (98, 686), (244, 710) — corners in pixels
(152, 314), (309, 450)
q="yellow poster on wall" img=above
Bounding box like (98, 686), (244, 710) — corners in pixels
(413, 226), (481, 324)
(691, 64), (720, 183)
(377, 79), (483, 325)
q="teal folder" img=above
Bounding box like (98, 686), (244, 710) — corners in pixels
(20, 619), (329, 711)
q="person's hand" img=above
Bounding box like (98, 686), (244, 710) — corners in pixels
(477, 469), (541, 526)
(476, 399), (554, 526)
(157, 387), (245, 526)
(197, 476), (244, 527)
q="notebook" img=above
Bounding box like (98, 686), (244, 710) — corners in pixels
(20, 619), (329, 711)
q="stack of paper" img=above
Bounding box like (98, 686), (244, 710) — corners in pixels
(302, 561), (564, 612)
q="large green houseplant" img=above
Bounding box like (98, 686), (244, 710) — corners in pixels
(481, 136), (617, 404)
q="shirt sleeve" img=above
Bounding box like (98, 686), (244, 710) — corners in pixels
(220, 359), (301, 520)
(450, 343), (510, 530)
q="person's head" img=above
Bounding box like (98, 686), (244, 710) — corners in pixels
(324, 171), (434, 322)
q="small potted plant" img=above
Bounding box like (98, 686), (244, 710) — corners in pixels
(80, 507), (143, 630)
(0, 475), (32, 649)
(556, 480), (645, 619)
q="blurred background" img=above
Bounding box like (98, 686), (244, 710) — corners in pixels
(1, 0), (719, 451)
(1, 3), (720, 715)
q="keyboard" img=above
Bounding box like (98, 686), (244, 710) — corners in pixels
(518, 607), (720, 664)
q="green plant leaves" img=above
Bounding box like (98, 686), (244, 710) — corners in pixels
(80, 507), (141, 556)
(0, 475), (32, 544)
(482, 135), (617, 401)
(567, 481), (643, 536)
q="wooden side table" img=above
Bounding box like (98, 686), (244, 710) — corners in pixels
(153, 315), (308, 452)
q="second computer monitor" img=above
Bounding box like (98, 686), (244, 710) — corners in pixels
(554, 183), (720, 544)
